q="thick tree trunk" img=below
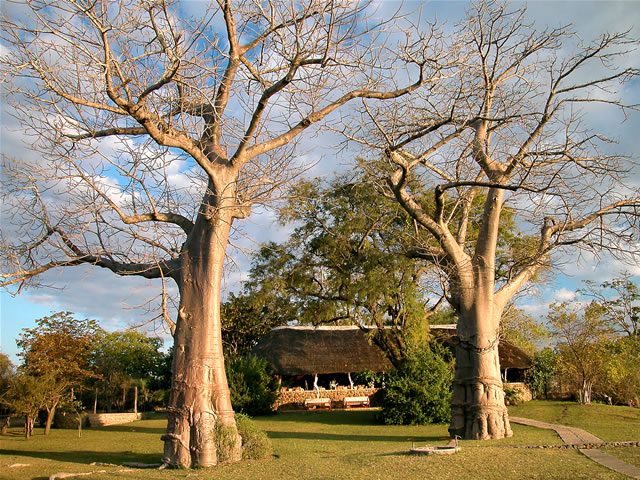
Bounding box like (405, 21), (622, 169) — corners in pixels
(449, 308), (512, 440)
(162, 205), (241, 468)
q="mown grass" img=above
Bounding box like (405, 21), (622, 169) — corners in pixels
(1, 403), (638, 480)
(508, 400), (640, 442)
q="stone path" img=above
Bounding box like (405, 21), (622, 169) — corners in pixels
(510, 416), (640, 479)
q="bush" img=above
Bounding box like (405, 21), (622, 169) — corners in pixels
(377, 342), (453, 425)
(214, 419), (241, 464)
(226, 355), (280, 416)
(524, 348), (557, 399)
(214, 413), (272, 463)
(236, 413), (272, 460)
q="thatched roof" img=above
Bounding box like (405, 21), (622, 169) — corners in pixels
(252, 326), (392, 376)
(252, 326), (532, 376)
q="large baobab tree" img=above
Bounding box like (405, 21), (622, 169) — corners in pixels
(346, 2), (640, 440)
(0, 0), (434, 467)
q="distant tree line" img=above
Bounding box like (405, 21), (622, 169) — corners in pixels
(0, 312), (170, 439)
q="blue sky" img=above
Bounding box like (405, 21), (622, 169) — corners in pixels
(2, 0), (640, 364)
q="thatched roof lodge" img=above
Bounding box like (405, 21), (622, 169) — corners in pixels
(252, 325), (393, 377)
(252, 325), (531, 384)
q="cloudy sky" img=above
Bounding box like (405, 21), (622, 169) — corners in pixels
(1, 0), (639, 363)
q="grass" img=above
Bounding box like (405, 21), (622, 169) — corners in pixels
(1, 403), (638, 480)
(508, 400), (640, 442)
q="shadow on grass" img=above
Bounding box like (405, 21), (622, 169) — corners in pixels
(89, 424), (166, 434)
(2, 448), (161, 466)
(267, 410), (380, 426)
(264, 430), (442, 444)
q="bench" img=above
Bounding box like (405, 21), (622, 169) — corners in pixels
(343, 396), (370, 408)
(304, 398), (331, 409)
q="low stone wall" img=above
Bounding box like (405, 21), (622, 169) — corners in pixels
(506, 382), (533, 403)
(276, 388), (378, 410)
(87, 412), (143, 427)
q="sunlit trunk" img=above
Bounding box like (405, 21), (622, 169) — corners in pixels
(449, 293), (512, 439)
(162, 197), (241, 468)
(44, 402), (57, 435)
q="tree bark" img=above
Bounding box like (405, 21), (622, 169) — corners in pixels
(134, 385), (138, 414)
(162, 192), (241, 468)
(44, 402), (58, 435)
(449, 310), (512, 440)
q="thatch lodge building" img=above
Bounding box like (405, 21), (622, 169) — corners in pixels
(252, 325), (532, 409)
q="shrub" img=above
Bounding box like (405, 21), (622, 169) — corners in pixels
(236, 413), (272, 460)
(524, 348), (557, 399)
(377, 342), (453, 425)
(353, 369), (383, 388)
(214, 419), (241, 464)
(503, 385), (520, 405)
(214, 414), (272, 463)
(226, 355), (280, 416)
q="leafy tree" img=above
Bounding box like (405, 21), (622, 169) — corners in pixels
(221, 292), (288, 360)
(548, 301), (610, 404)
(91, 330), (167, 412)
(0, 352), (12, 398)
(524, 348), (557, 399)
(582, 273), (639, 336)
(225, 355), (279, 417)
(345, 2), (639, 438)
(597, 336), (640, 405)
(1, 0), (431, 467)
(0, 353), (15, 434)
(16, 312), (97, 434)
(246, 175), (448, 368)
(500, 306), (549, 357)
(1, 373), (45, 439)
(377, 342), (453, 425)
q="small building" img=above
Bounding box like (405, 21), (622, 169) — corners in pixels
(252, 325), (532, 409)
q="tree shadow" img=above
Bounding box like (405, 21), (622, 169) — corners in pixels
(1, 448), (161, 466)
(264, 430), (442, 444)
(88, 424), (165, 434)
(268, 410), (380, 426)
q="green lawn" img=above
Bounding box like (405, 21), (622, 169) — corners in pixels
(1, 403), (638, 480)
(508, 400), (640, 442)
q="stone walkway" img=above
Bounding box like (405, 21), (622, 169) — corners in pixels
(510, 416), (640, 479)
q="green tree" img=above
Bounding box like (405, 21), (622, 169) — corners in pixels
(500, 306), (549, 357)
(548, 302), (610, 404)
(91, 330), (167, 412)
(16, 312), (97, 434)
(246, 175), (447, 368)
(225, 355), (279, 416)
(596, 336), (640, 405)
(0, 353), (15, 434)
(1, 373), (45, 439)
(524, 348), (557, 399)
(377, 342), (453, 425)
(221, 292), (289, 360)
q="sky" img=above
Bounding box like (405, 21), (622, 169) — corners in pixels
(1, 0), (640, 364)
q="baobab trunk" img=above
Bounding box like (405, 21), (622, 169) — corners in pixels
(162, 201), (241, 468)
(449, 310), (512, 440)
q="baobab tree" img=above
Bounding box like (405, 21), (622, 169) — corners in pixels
(0, 0), (437, 467)
(345, 2), (640, 440)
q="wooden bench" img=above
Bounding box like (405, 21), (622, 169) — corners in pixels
(343, 396), (370, 408)
(304, 398), (331, 409)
